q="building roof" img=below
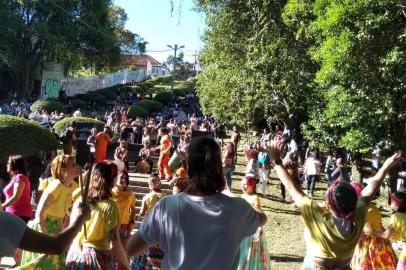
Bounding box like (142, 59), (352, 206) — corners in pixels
(122, 54), (162, 67)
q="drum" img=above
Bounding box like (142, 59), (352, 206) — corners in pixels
(136, 159), (150, 173)
(169, 151), (183, 172)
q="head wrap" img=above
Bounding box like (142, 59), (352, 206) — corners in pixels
(326, 180), (358, 220)
(243, 175), (256, 188)
(391, 193), (404, 209)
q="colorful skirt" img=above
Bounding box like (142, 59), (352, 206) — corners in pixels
(237, 231), (271, 270)
(65, 245), (116, 270)
(119, 224), (131, 248)
(18, 218), (65, 270)
(397, 249), (406, 270)
(351, 233), (397, 270)
(131, 245), (164, 270)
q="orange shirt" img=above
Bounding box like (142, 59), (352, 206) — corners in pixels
(96, 132), (111, 151)
(160, 134), (172, 154)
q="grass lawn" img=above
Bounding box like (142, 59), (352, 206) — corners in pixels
(228, 138), (394, 270)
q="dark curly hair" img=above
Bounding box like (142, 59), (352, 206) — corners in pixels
(186, 137), (225, 195)
(88, 161), (118, 203)
(333, 182), (358, 214)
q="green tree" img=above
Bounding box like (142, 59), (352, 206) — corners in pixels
(196, 0), (316, 133)
(285, 0), (406, 185)
(0, 0), (145, 97)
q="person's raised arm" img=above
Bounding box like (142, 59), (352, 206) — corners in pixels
(269, 137), (305, 206)
(360, 152), (402, 204)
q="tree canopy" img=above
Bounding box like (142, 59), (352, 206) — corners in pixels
(0, 0), (145, 97)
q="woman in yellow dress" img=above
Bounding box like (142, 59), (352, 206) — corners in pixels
(65, 161), (130, 270)
(368, 191), (406, 270)
(112, 170), (136, 249)
(19, 155), (81, 269)
(351, 198), (398, 269)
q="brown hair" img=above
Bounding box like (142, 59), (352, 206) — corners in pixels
(50, 155), (75, 182)
(186, 137), (225, 195)
(88, 161), (118, 203)
(8, 155), (27, 175)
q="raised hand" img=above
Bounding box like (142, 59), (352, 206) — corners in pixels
(382, 152), (402, 170)
(268, 136), (285, 161)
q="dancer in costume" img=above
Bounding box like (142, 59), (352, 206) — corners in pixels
(154, 127), (172, 180)
(351, 195), (398, 270)
(20, 155), (80, 270)
(367, 191), (406, 270)
(268, 136), (401, 270)
(95, 126), (112, 163)
(65, 161), (130, 270)
(237, 175), (271, 270)
(112, 170), (136, 250)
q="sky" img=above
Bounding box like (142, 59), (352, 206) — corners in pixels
(113, 0), (206, 64)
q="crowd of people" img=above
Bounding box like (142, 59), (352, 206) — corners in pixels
(1, 86), (406, 270)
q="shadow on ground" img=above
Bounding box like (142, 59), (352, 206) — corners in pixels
(270, 254), (304, 263)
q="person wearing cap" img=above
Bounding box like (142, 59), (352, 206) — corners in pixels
(95, 126), (112, 163)
(268, 136), (401, 270)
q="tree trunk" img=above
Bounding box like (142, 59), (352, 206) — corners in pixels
(350, 152), (363, 183)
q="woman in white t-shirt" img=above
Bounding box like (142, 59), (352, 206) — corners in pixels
(127, 137), (267, 270)
(304, 151), (321, 197)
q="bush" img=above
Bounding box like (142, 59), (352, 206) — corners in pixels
(138, 83), (150, 93)
(137, 100), (164, 114)
(70, 99), (87, 109)
(154, 91), (173, 105)
(98, 89), (117, 100)
(31, 99), (65, 113)
(53, 117), (105, 135)
(122, 85), (142, 94)
(79, 92), (106, 103)
(0, 115), (58, 160)
(173, 88), (187, 98)
(128, 105), (148, 119)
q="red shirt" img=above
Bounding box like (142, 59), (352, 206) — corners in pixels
(4, 174), (32, 218)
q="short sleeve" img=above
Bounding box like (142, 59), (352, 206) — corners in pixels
(138, 200), (162, 244)
(0, 212), (27, 257)
(38, 178), (50, 192)
(44, 181), (62, 198)
(105, 202), (120, 232)
(235, 198), (261, 238)
(355, 199), (368, 226)
(298, 196), (317, 228)
(254, 196), (261, 208)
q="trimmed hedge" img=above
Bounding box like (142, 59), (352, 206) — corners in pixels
(70, 99), (87, 109)
(122, 85), (142, 94)
(98, 89), (117, 100)
(31, 99), (65, 113)
(154, 91), (173, 105)
(78, 92), (106, 103)
(53, 117), (105, 135)
(128, 105), (148, 119)
(0, 115), (58, 160)
(137, 100), (164, 114)
(173, 88), (187, 98)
